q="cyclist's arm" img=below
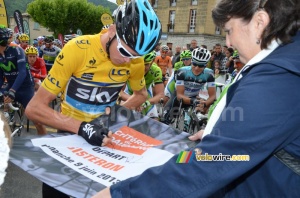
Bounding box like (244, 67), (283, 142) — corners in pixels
(149, 82), (164, 104)
(122, 86), (147, 110)
(148, 66), (164, 104)
(25, 86), (81, 133)
(10, 47), (27, 92)
(203, 74), (217, 106)
(176, 84), (192, 104)
(26, 43), (81, 133)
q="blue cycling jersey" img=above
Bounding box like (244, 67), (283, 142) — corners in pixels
(0, 46), (33, 91)
(39, 45), (61, 71)
(175, 66), (215, 97)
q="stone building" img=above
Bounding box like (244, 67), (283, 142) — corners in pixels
(151, 0), (226, 51)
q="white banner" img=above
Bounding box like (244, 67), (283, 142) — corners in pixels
(31, 126), (174, 187)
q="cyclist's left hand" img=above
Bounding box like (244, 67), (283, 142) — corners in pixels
(188, 130), (204, 141)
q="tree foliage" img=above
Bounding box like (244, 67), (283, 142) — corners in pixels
(27, 0), (112, 36)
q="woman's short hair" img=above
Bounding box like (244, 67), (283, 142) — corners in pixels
(212, 0), (300, 49)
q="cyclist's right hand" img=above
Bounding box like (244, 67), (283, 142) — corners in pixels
(78, 108), (112, 146)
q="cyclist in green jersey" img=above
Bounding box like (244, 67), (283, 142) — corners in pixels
(120, 51), (164, 119)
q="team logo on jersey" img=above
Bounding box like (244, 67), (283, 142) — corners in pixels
(81, 73), (94, 80)
(57, 53), (64, 61)
(108, 68), (130, 82)
(0, 61), (16, 72)
(67, 78), (122, 105)
(47, 74), (62, 88)
(76, 39), (91, 49)
(86, 57), (97, 69)
(89, 57), (96, 65)
(56, 53), (64, 66)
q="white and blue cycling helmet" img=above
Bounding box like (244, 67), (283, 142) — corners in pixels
(114, 0), (162, 56)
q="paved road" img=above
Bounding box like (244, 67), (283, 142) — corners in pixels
(0, 102), (60, 198)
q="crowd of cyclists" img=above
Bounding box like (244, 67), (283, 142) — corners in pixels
(0, 25), (80, 135)
(117, 39), (245, 133)
(0, 22), (246, 136)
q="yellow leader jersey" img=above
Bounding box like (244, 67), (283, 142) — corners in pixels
(42, 31), (145, 122)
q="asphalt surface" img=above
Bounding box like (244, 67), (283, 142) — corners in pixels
(0, 101), (60, 198)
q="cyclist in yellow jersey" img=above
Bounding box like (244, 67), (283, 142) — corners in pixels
(25, 0), (161, 197)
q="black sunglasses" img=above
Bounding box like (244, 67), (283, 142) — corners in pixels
(192, 62), (205, 68)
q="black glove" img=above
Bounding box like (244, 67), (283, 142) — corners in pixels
(78, 113), (110, 146)
(4, 90), (15, 100)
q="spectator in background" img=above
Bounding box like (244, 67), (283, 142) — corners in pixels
(189, 39), (199, 51)
(154, 42), (161, 56)
(222, 45), (228, 53)
(213, 60), (221, 79)
(172, 46), (181, 67)
(225, 47), (235, 73)
(210, 43), (225, 70)
(201, 44), (207, 49)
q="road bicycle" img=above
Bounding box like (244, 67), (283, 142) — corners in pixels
(0, 92), (25, 137)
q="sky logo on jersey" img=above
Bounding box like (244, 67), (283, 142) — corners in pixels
(66, 78), (122, 105)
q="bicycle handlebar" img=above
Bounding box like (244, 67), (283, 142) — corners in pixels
(0, 92), (20, 111)
(8, 103), (19, 111)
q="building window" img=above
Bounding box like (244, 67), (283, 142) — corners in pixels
(168, 10), (175, 33)
(170, 0), (176, 7)
(152, 0), (158, 8)
(191, 0), (198, 6)
(215, 26), (221, 35)
(33, 22), (40, 30)
(189, 9), (197, 33)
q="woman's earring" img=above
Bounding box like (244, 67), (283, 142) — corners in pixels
(256, 39), (261, 44)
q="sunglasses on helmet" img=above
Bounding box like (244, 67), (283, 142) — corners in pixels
(116, 33), (140, 59)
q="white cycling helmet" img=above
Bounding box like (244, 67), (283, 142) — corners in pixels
(64, 34), (79, 44)
(161, 45), (169, 52)
(192, 47), (211, 66)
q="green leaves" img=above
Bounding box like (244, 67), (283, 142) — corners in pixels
(26, 0), (114, 36)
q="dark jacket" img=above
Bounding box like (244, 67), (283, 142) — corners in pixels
(110, 31), (300, 198)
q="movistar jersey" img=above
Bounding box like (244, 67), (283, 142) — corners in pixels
(176, 66), (215, 97)
(42, 30), (145, 122)
(0, 46), (33, 91)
